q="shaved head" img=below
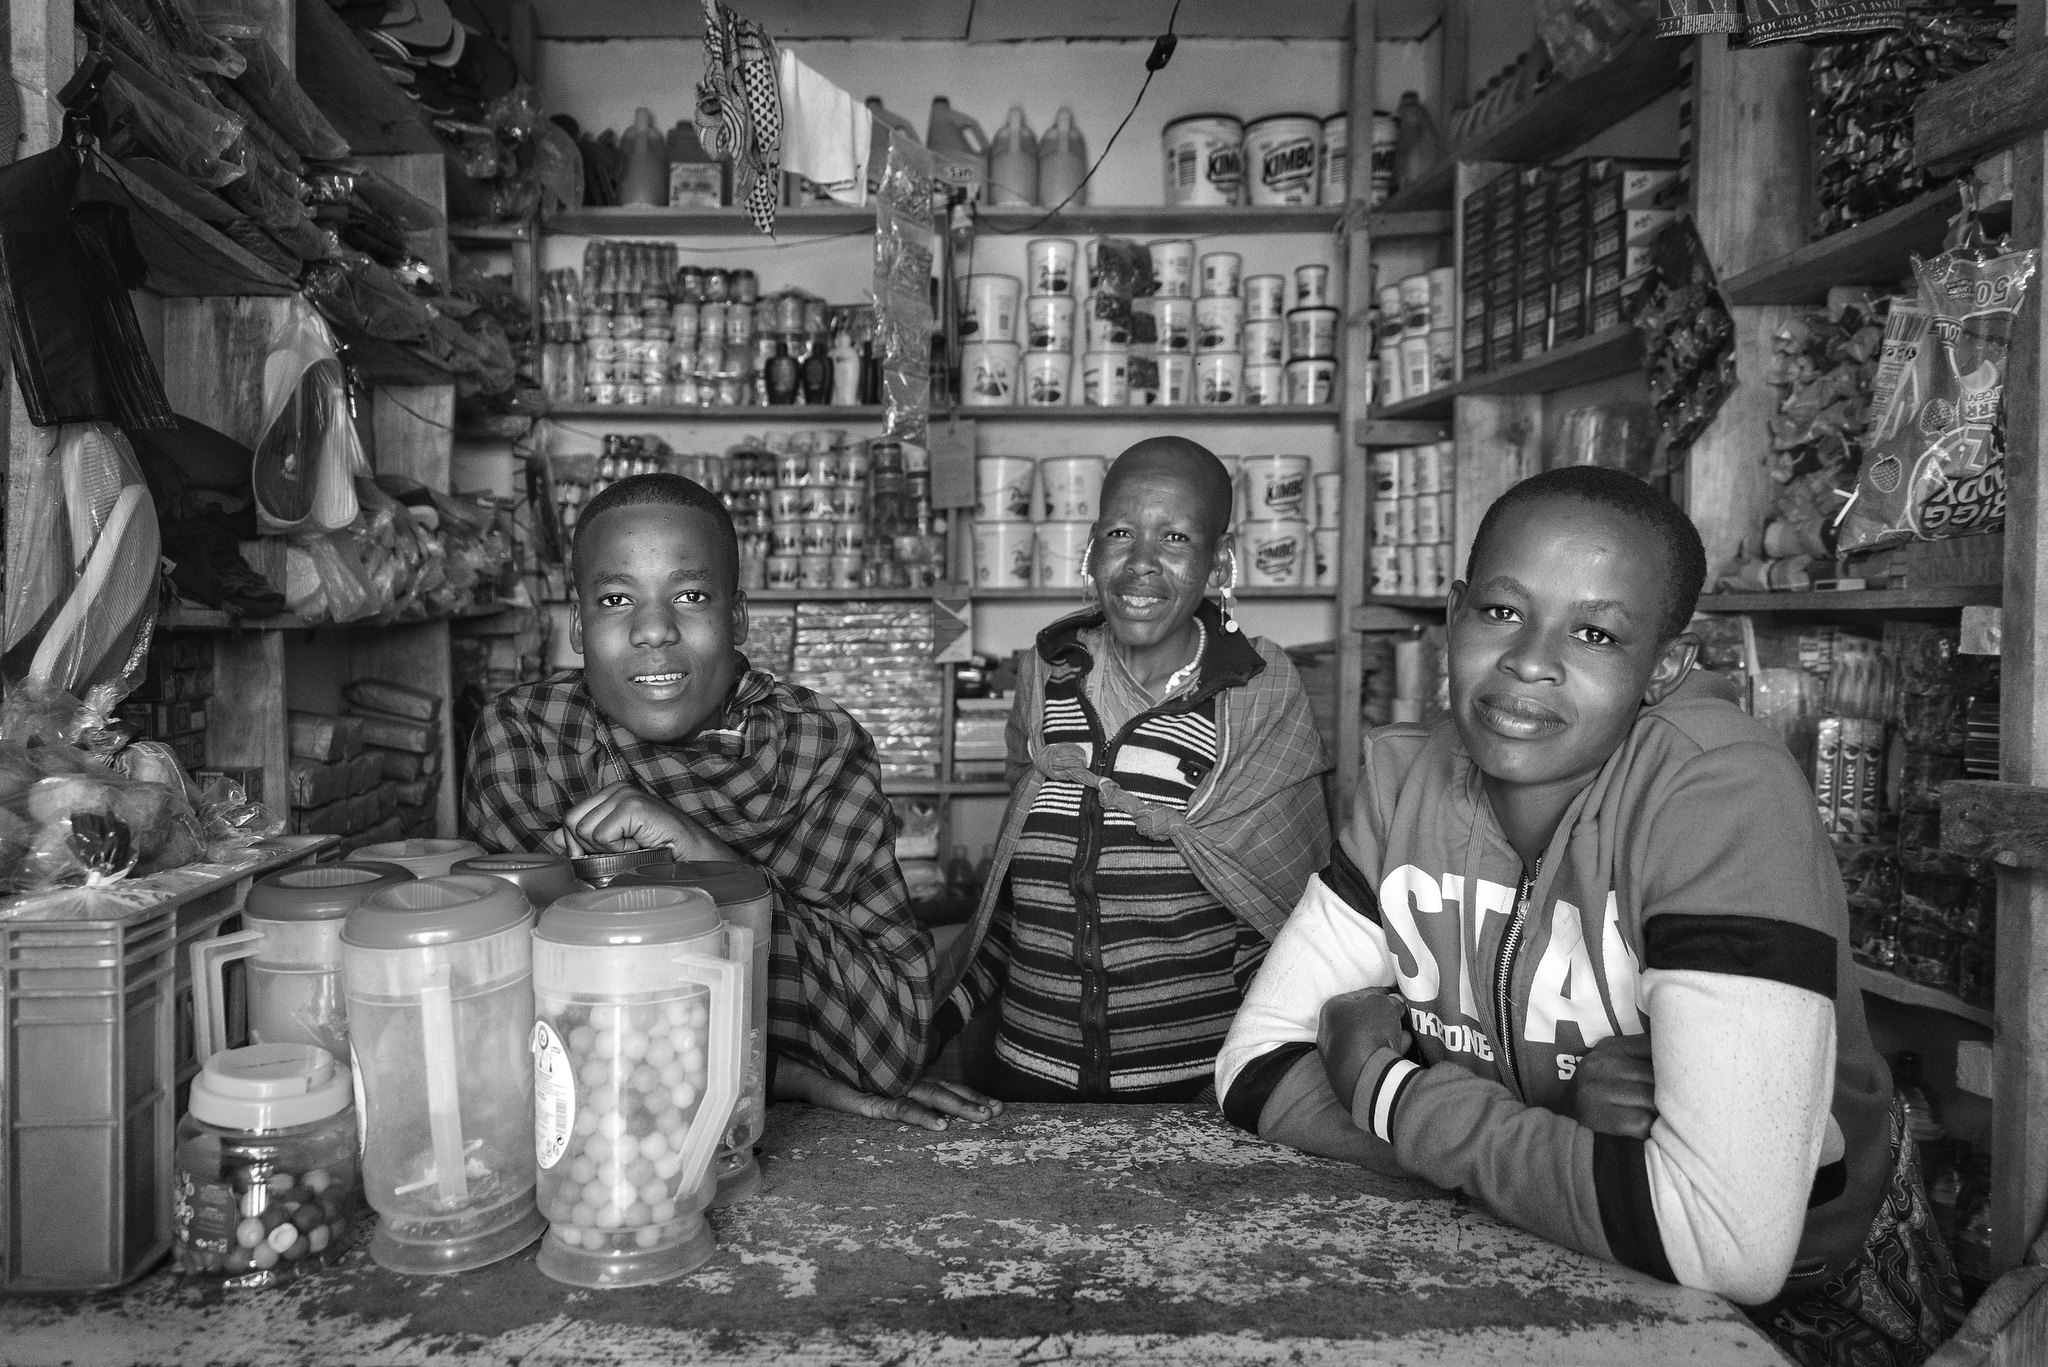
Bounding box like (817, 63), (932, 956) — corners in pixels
(1101, 437), (1234, 540)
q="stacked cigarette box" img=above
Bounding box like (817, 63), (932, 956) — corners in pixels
(123, 639), (213, 772)
(1367, 442), (1457, 600)
(1457, 157), (1680, 376)
(285, 679), (443, 846)
(789, 602), (942, 780)
(344, 679), (443, 843)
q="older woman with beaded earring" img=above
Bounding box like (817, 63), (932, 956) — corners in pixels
(924, 436), (1334, 1103)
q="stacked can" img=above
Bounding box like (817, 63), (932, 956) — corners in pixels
(960, 273), (1022, 406)
(1142, 239), (1195, 404)
(1286, 263), (1339, 405)
(1381, 269), (1458, 405)
(972, 455), (1036, 588)
(1367, 441), (1456, 598)
(1022, 239), (1078, 407)
(1312, 469), (1341, 588)
(1162, 110), (1347, 208)
(1237, 454), (1313, 585)
(1074, 239), (1132, 407)
(1194, 250), (1243, 405)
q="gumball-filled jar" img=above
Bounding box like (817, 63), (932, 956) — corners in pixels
(173, 1044), (358, 1286)
(532, 885), (746, 1288)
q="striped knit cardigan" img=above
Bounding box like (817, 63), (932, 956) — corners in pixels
(933, 598), (1332, 1100)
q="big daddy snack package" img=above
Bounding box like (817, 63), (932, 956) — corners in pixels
(1837, 242), (2038, 552)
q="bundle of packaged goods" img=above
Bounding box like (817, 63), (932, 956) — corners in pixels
(788, 603), (942, 780)
(544, 431), (946, 592)
(285, 680), (441, 849)
(1452, 158), (1679, 382)
(1161, 109), (1347, 209)
(949, 654), (1016, 782)
(1367, 443), (1456, 599)
(971, 236), (1337, 409)
(1809, 9), (2012, 239)
(539, 242), (876, 409)
(972, 451), (1335, 590)
(118, 638), (212, 772)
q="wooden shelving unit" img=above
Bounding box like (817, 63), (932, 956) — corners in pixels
(973, 586), (1335, 601)
(550, 403), (1341, 425)
(1852, 963), (1995, 1030)
(1373, 326), (1643, 420)
(1696, 585), (2002, 614)
(548, 403), (887, 422)
(1720, 184), (1960, 305)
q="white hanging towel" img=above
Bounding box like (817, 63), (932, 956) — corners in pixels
(777, 50), (869, 205)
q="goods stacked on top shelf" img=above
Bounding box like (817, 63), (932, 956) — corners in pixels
(285, 678), (440, 849)
(1809, 8), (2012, 238)
(970, 451), (1337, 591)
(788, 603), (942, 780)
(538, 243), (875, 409)
(1160, 109), (1348, 209)
(1455, 158), (1679, 381)
(1367, 442), (1456, 599)
(1377, 267), (1456, 405)
(967, 237), (1338, 409)
(542, 431), (946, 592)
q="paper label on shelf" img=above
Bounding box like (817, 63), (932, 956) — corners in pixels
(530, 1020), (574, 1170)
(929, 423), (977, 509)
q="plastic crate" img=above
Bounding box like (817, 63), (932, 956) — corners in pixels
(1, 904), (178, 1293)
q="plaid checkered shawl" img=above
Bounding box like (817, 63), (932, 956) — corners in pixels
(936, 599), (1332, 999)
(463, 664), (934, 1097)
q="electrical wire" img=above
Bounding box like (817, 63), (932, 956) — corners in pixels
(972, 0), (1184, 236)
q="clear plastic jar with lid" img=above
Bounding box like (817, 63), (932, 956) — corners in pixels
(174, 1043), (358, 1285)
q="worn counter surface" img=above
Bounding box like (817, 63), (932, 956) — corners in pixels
(4, 1103), (1785, 1365)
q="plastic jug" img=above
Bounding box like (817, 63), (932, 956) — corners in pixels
(454, 852), (585, 910)
(356, 838), (486, 879)
(1393, 91), (1440, 188)
(619, 107), (670, 207)
(866, 96), (920, 191)
(619, 861), (773, 1206)
(925, 96), (988, 194)
(191, 861), (414, 1063)
(343, 876), (546, 1274)
(986, 106), (1038, 206)
(530, 885), (746, 1287)
(1039, 106), (1089, 208)
(665, 119), (724, 207)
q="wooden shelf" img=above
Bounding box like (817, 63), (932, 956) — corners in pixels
(1373, 29), (1687, 215)
(972, 587), (1335, 600)
(103, 161), (298, 299)
(1350, 598), (1445, 632)
(973, 204), (1343, 236)
(548, 404), (887, 422)
(1695, 585), (2001, 614)
(1853, 963), (1993, 1029)
(1721, 185), (1960, 305)
(546, 204), (873, 237)
(750, 589), (942, 602)
(161, 605), (509, 632)
(1357, 419), (1452, 447)
(292, 0), (440, 155)
(1374, 326), (1643, 419)
(451, 222), (533, 244)
(1369, 210), (1454, 239)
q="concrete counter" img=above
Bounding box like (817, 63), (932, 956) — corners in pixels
(3, 1103), (1784, 1365)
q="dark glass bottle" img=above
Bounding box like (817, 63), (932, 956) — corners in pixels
(764, 337), (800, 406)
(799, 333), (832, 404)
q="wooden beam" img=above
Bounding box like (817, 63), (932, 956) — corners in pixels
(1450, 393), (1537, 575)
(1914, 45), (2048, 171)
(1334, 0), (1378, 828)
(1941, 780), (2048, 868)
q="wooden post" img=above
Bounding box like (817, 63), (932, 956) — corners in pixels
(1334, 0), (1379, 825)
(1684, 36), (1811, 581)
(1988, 0), (2048, 1272)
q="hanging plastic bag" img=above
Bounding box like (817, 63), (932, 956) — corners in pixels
(1, 424), (160, 721)
(1838, 245), (2038, 551)
(253, 301), (364, 535)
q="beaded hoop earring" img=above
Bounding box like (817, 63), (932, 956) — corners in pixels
(1219, 548), (1241, 633)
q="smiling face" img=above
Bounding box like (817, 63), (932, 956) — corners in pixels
(1449, 494), (1697, 804)
(1089, 466), (1230, 674)
(571, 503), (748, 745)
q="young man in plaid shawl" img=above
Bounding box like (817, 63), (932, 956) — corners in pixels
(929, 439), (1333, 1101)
(464, 474), (994, 1129)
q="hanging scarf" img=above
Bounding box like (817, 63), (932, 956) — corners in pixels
(695, 0), (782, 234)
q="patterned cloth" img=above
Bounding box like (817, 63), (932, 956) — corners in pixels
(935, 598), (1331, 1086)
(1754, 1097), (1964, 1367)
(695, 0), (781, 234)
(463, 666), (934, 1097)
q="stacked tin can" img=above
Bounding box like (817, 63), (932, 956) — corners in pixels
(756, 434), (944, 592)
(1161, 111), (1348, 208)
(1375, 268), (1457, 407)
(1368, 441), (1457, 598)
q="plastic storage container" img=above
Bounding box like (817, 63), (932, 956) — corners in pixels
(355, 839), (486, 879)
(453, 852), (584, 910)
(1, 902), (177, 1292)
(173, 1043), (358, 1285)
(343, 876), (545, 1274)
(531, 885), (745, 1287)
(619, 861), (773, 1205)
(190, 861), (414, 1062)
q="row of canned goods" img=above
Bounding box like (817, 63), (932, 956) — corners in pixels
(1371, 543), (1457, 600)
